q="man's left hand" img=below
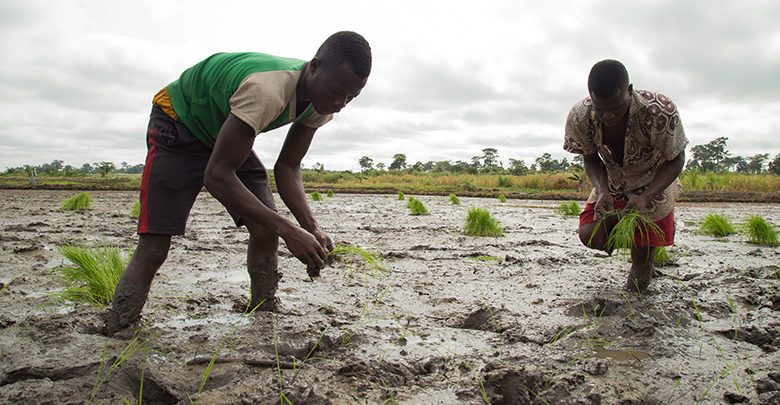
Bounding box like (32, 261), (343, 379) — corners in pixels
(624, 193), (653, 212)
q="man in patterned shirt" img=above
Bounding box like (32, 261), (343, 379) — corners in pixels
(563, 59), (687, 291)
(107, 31), (371, 334)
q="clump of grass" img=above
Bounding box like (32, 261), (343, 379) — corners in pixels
(326, 189), (334, 197)
(595, 210), (664, 254)
(130, 201), (141, 218)
(56, 245), (131, 306)
(742, 215), (779, 246)
(310, 191), (323, 201)
(449, 194), (461, 205)
(406, 196), (429, 215)
(497, 194), (507, 203)
(61, 192), (92, 211)
(397, 191), (405, 200)
(699, 213), (735, 237)
(328, 243), (387, 278)
(465, 207), (504, 237)
(558, 201), (580, 216)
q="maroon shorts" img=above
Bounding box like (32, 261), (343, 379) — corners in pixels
(137, 106), (276, 235)
(579, 200), (675, 247)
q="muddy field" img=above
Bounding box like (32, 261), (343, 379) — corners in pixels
(0, 189), (778, 404)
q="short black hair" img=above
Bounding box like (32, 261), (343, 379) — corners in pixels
(316, 31), (372, 78)
(587, 59), (629, 98)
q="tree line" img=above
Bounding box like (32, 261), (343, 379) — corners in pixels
(4, 160), (144, 177)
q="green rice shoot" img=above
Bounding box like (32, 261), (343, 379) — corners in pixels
(449, 193), (461, 205)
(464, 207), (504, 237)
(56, 245), (131, 306)
(699, 213), (736, 237)
(653, 246), (679, 267)
(558, 201), (580, 216)
(61, 192), (92, 211)
(397, 191), (405, 200)
(407, 197), (429, 215)
(310, 191), (323, 201)
(329, 243), (387, 278)
(497, 194), (507, 203)
(130, 201), (141, 218)
(595, 210), (664, 254)
(326, 189), (335, 197)
(743, 215), (779, 246)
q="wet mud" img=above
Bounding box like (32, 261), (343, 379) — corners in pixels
(0, 190), (779, 404)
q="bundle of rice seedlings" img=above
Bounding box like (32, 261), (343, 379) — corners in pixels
(497, 194), (507, 203)
(407, 197), (429, 215)
(743, 215), (779, 246)
(449, 194), (461, 205)
(56, 245), (131, 306)
(596, 210), (664, 254)
(397, 191), (405, 200)
(326, 189), (335, 197)
(558, 201), (581, 216)
(699, 213), (735, 237)
(310, 191), (323, 201)
(130, 201), (141, 218)
(325, 243), (387, 278)
(61, 192), (92, 211)
(465, 207), (504, 237)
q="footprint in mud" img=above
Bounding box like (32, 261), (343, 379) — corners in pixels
(716, 324), (780, 352)
(482, 364), (588, 405)
(564, 297), (621, 318)
(457, 307), (512, 333)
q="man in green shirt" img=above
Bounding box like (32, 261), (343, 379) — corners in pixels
(107, 31), (371, 334)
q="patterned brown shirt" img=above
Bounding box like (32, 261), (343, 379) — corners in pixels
(563, 89), (688, 220)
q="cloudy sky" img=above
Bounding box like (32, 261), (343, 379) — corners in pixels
(1, 0), (779, 171)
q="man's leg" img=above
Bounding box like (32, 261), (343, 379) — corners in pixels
(107, 234), (171, 334)
(627, 246), (655, 292)
(245, 222), (280, 311)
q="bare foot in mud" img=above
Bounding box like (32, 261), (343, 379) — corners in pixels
(625, 263), (653, 292)
(105, 282), (149, 336)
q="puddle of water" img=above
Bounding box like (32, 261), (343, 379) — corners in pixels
(593, 347), (650, 361)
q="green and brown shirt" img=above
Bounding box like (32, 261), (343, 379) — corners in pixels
(563, 89), (688, 220)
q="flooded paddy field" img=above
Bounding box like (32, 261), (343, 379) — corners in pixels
(0, 189), (779, 404)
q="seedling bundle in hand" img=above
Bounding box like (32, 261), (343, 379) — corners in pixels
(594, 209), (664, 255)
(465, 207), (503, 237)
(308, 243), (386, 279)
(61, 192), (92, 211)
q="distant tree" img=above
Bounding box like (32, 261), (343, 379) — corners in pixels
(508, 158), (529, 175)
(480, 148), (501, 172)
(98, 161), (115, 177)
(570, 155), (584, 171)
(375, 162), (386, 171)
(452, 160), (471, 173)
(535, 153), (567, 172)
(80, 163), (93, 174)
(686, 137), (730, 172)
(389, 154), (407, 170)
(312, 162), (325, 172)
(769, 154), (780, 175)
(746, 153), (770, 174)
(432, 160), (452, 173)
(723, 156), (748, 173)
(358, 156), (374, 172)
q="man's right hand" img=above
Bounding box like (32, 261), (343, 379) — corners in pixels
(592, 190), (614, 221)
(280, 225), (328, 270)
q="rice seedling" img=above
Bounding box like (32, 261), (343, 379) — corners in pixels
(327, 243), (387, 279)
(60, 191), (92, 211)
(653, 246), (679, 266)
(326, 189), (334, 197)
(464, 207), (504, 237)
(397, 191), (405, 200)
(130, 200), (141, 218)
(407, 197), (429, 215)
(90, 326), (154, 402)
(497, 194), (507, 203)
(742, 215), (779, 246)
(449, 193), (460, 205)
(56, 245), (131, 306)
(0, 275), (15, 295)
(699, 213), (736, 237)
(593, 210), (664, 254)
(558, 201), (580, 216)
(310, 191), (323, 201)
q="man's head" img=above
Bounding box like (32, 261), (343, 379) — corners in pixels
(302, 31), (372, 115)
(587, 59), (632, 127)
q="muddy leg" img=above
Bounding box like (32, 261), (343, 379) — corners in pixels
(246, 223), (280, 312)
(626, 246), (655, 292)
(106, 234), (171, 335)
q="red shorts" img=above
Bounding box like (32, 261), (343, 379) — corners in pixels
(579, 200), (675, 247)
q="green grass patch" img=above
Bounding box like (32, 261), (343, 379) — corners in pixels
(130, 201), (141, 218)
(326, 189), (334, 197)
(699, 213), (736, 237)
(742, 215), (779, 246)
(449, 193), (461, 205)
(595, 210), (664, 254)
(60, 192), (92, 211)
(464, 207), (504, 237)
(497, 194), (507, 203)
(558, 201), (580, 216)
(407, 197), (429, 215)
(310, 191), (323, 201)
(55, 245), (131, 306)
(397, 191), (405, 200)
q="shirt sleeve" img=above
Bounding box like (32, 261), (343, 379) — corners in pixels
(646, 94), (689, 161)
(229, 72), (295, 134)
(563, 100), (597, 156)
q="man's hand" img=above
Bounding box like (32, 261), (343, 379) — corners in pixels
(624, 193), (653, 213)
(310, 226), (335, 253)
(280, 226), (328, 270)
(592, 190), (615, 221)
